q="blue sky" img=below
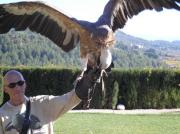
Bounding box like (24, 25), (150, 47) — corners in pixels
(0, 0), (180, 41)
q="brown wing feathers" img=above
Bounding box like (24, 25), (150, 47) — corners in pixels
(0, 2), (80, 52)
(102, 0), (180, 31)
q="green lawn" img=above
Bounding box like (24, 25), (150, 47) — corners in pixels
(54, 113), (180, 134)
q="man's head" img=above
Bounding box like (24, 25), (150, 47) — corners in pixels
(3, 70), (26, 106)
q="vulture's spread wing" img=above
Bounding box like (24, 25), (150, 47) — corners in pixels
(98, 0), (180, 31)
(0, 1), (86, 52)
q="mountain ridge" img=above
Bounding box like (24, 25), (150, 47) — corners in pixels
(0, 29), (179, 68)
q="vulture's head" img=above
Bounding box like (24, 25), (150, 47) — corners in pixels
(92, 25), (115, 48)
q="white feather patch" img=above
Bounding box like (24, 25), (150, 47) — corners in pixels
(63, 30), (72, 46)
(100, 48), (112, 69)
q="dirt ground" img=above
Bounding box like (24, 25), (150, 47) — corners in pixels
(69, 108), (180, 114)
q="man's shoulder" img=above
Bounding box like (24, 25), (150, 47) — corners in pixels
(0, 102), (8, 114)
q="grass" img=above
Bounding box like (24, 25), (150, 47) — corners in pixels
(54, 113), (180, 134)
(165, 60), (180, 68)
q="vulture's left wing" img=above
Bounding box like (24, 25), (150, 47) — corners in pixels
(98, 0), (180, 31)
(0, 1), (86, 52)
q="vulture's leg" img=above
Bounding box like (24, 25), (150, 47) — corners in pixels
(96, 69), (107, 83)
(79, 56), (89, 77)
(73, 55), (89, 86)
(96, 62), (114, 83)
(96, 61), (114, 97)
(96, 47), (112, 82)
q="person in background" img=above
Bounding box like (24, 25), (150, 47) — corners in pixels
(0, 69), (97, 134)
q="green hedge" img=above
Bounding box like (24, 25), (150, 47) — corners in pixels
(0, 69), (3, 105)
(0, 67), (180, 109)
(104, 69), (180, 109)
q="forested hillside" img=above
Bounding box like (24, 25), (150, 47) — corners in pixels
(0, 29), (179, 68)
(0, 29), (81, 68)
(115, 32), (180, 68)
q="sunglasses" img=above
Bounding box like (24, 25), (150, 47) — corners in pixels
(7, 80), (25, 89)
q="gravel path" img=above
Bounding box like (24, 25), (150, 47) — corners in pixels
(69, 109), (180, 114)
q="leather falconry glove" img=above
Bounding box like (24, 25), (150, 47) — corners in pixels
(75, 69), (100, 101)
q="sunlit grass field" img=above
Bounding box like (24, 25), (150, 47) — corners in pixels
(165, 60), (180, 68)
(54, 113), (180, 134)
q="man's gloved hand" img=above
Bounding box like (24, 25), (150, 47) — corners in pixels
(75, 69), (99, 101)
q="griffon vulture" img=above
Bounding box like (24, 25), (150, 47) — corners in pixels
(0, 0), (180, 79)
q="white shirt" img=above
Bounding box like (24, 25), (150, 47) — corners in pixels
(0, 90), (81, 134)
